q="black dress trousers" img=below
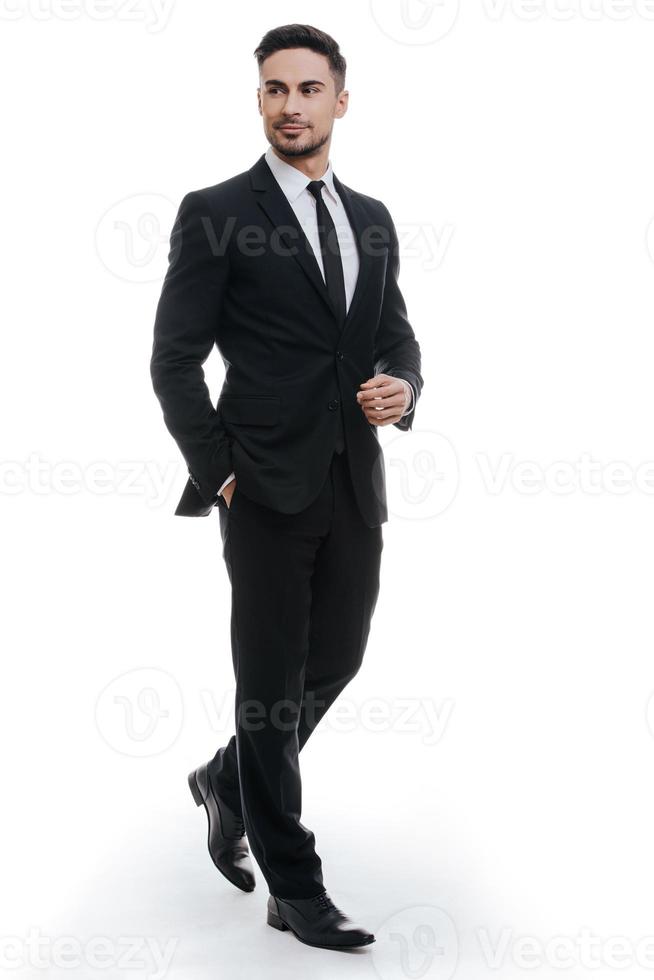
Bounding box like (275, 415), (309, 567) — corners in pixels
(206, 448), (383, 899)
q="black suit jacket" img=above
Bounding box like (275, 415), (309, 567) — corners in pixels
(150, 152), (424, 527)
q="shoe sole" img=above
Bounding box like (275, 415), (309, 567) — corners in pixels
(188, 769), (255, 893)
(266, 907), (375, 949)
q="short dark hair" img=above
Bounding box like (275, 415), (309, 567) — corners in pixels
(254, 24), (346, 95)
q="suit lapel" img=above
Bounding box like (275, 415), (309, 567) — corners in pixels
(249, 154), (374, 343)
(332, 172), (373, 339)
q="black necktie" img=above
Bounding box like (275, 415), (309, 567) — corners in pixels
(306, 179), (347, 325)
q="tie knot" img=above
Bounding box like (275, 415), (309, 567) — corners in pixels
(306, 179), (325, 201)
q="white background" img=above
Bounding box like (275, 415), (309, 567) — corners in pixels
(2, 1), (654, 978)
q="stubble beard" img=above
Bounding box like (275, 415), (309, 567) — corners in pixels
(269, 126), (330, 160)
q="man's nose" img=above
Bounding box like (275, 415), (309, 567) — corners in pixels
(281, 93), (303, 116)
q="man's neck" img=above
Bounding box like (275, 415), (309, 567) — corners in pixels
(269, 146), (330, 180)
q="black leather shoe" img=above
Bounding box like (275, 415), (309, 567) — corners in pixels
(266, 891), (375, 949)
(188, 762), (255, 892)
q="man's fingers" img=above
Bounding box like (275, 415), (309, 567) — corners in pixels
(357, 375), (407, 425)
(359, 399), (404, 425)
(357, 390), (406, 411)
(357, 381), (403, 403)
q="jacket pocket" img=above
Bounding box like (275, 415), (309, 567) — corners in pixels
(218, 395), (280, 426)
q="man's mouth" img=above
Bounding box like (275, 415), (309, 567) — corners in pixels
(279, 125), (307, 131)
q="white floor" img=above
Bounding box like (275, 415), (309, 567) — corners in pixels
(4, 711), (654, 980)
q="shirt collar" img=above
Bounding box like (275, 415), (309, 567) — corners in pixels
(264, 145), (339, 206)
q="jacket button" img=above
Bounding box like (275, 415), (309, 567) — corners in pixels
(335, 350), (344, 360)
(328, 399), (339, 411)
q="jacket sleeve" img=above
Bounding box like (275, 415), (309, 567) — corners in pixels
(373, 201), (424, 431)
(150, 189), (233, 504)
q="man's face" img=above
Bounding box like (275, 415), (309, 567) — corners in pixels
(257, 47), (348, 159)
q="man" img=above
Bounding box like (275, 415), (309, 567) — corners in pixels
(150, 23), (423, 951)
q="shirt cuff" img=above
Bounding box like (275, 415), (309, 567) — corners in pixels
(397, 378), (415, 417)
(217, 472), (236, 496)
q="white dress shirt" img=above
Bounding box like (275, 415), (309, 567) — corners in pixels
(218, 147), (415, 496)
